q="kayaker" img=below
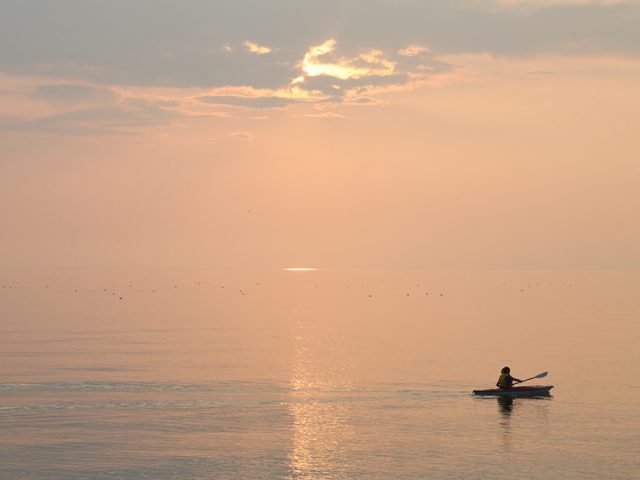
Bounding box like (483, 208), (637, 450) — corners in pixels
(496, 366), (522, 389)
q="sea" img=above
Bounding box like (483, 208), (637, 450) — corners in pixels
(1, 268), (638, 479)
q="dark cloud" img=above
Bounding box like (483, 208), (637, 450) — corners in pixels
(31, 84), (119, 104)
(1, 0), (639, 89)
(347, 97), (380, 105)
(198, 95), (299, 108)
(314, 73), (411, 89)
(0, 102), (187, 136)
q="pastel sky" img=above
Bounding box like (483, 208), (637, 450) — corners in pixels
(1, 0), (639, 268)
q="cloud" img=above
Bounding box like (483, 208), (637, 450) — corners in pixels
(198, 95), (298, 108)
(229, 131), (253, 141)
(0, 30), (466, 142)
(1, 0), (638, 135)
(0, 34), (460, 136)
(243, 41), (274, 55)
(1, 0), (638, 92)
(193, 39), (455, 108)
(398, 44), (430, 57)
(300, 39), (396, 80)
(0, 94), (199, 136)
(31, 84), (119, 104)
(302, 111), (347, 119)
(488, 0), (639, 7)
(285, 39), (457, 104)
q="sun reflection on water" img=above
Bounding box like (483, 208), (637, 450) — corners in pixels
(288, 321), (354, 478)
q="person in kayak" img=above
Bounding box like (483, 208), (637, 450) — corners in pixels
(497, 366), (522, 389)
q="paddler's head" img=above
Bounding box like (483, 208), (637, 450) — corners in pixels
(501, 366), (511, 374)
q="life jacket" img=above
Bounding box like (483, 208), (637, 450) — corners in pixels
(497, 373), (513, 388)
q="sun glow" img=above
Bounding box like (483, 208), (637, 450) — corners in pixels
(300, 39), (396, 80)
(284, 267), (318, 271)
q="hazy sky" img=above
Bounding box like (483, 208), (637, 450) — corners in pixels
(1, 0), (639, 268)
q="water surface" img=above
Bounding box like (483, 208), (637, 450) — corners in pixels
(1, 269), (638, 479)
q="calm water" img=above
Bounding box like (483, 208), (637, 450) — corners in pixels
(1, 269), (639, 479)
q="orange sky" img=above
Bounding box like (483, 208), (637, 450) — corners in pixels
(1, 3), (639, 268)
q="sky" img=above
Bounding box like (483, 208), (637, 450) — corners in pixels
(1, 0), (639, 269)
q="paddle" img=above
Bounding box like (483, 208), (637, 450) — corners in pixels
(515, 371), (548, 385)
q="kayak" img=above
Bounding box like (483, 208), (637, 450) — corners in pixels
(472, 385), (554, 397)
(473, 385), (553, 397)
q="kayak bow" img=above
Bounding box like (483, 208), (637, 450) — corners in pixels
(472, 385), (554, 397)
